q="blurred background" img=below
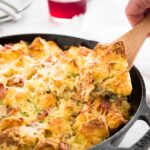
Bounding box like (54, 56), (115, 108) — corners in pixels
(0, 0), (150, 149)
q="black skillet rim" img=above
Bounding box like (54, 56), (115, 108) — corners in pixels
(0, 33), (147, 149)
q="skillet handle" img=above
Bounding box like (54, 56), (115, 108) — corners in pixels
(91, 101), (150, 150)
(129, 100), (150, 150)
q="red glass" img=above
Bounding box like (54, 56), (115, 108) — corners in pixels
(48, 0), (87, 19)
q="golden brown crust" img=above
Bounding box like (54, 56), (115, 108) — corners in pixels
(95, 41), (126, 58)
(0, 117), (23, 132)
(35, 139), (60, 150)
(0, 128), (20, 145)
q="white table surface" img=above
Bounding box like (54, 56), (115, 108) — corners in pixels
(0, 0), (150, 149)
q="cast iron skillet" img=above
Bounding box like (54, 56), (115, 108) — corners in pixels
(0, 34), (150, 150)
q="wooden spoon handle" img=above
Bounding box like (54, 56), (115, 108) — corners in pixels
(115, 14), (150, 68)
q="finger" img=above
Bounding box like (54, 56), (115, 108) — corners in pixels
(144, 8), (150, 16)
(125, 0), (150, 26)
(127, 14), (144, 26)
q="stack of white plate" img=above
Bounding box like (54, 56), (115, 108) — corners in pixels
(0, 0), (32, 23)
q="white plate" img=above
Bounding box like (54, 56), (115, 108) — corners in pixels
(0, 0), (32, 19)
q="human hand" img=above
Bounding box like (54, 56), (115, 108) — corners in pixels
(126, 0), (150, 26)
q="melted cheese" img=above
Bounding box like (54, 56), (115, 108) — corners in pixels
(0, 37), (132, 150)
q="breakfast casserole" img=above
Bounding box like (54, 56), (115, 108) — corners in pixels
(0, 37), (132, 150)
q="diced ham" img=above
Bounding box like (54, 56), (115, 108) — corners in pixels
(37, 110), (48, 120)
(0, 44), (13, 52)
(58, 142), (70, 150)
(0, 83), (6, 99)
(79, 47), (90, 56)
(4, 44), (13, 49)
(7, 76), (24, 87)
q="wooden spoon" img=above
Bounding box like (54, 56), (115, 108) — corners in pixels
(114, 14), (150, 69)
